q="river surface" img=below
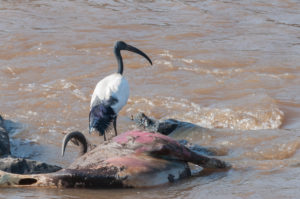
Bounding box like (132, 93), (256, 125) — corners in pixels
(0, 0), (300, 198)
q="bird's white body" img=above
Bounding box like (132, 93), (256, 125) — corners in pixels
(90, 73), (129, 114)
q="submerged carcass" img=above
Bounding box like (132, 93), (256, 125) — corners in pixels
(0, 130), (230, 188)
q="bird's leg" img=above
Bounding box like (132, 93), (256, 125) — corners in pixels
(103, 132), (107, 141)
(113, 116), (118, 136)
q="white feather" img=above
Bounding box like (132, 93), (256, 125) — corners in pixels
(90, 73), (129, 114)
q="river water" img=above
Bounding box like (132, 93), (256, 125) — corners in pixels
(0, 0), (300, 198)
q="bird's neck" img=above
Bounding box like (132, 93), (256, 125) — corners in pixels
(114, 48), (123, 75)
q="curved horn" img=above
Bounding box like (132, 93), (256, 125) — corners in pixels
(61, 131), (88, 157)
(114, 41), (152, 74)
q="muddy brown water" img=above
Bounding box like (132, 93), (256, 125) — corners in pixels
(0, 0), (300, 198)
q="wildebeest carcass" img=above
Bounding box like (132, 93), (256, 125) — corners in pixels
(0, 130), (230, 188)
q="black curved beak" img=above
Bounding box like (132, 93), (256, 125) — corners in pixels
(125, 44), (152, 65)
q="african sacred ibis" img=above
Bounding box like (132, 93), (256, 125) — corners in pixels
(89, 41), (152, 141)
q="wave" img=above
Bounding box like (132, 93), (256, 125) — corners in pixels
(128, 94), (284, 130)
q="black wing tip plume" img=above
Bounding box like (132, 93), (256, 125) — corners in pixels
(88, 111), (93, 134)
(61, 131), (88, 157)
(93, 115), (114, 137)
(89, 103), (116, 139)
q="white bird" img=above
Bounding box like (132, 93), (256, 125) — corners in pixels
(89, 41), (152, 141)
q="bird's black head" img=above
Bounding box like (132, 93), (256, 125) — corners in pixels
(114, 41), (127, 51)
(114, 41), (152, 74)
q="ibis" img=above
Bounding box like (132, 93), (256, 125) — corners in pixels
(89, 41), (152, 141)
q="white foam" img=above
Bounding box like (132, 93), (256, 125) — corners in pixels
(182, 58), (193, 64)
(159, 50), (174, 59)
(72, 88), (88, 101)
(178, 66), (243, 76)
(128, 95), (284, 130)
(18, 83), (36, 92)
(154, 60), (173, 67)
(59, 79), (88, 101)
